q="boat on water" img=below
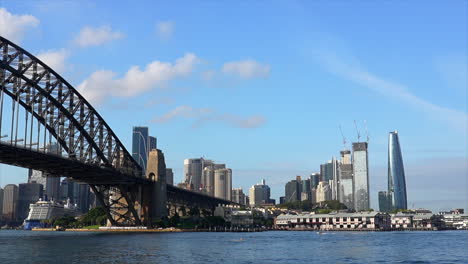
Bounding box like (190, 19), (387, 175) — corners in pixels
(23, 199), (79, 230)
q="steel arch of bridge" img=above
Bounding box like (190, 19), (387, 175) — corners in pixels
(0, 36), (141, 176)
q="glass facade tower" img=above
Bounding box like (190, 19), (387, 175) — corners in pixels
(132, 127), (149, 171)
(388, 131), (407, 210)
(352, 142), (369, 211)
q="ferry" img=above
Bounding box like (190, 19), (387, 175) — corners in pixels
(23, 199), (79, 230)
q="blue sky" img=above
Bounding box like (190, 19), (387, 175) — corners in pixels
(0, 0), (466, 211)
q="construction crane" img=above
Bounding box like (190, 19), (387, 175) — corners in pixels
(354, 120), (361, 142)
(339, 125), (347, 150)
(364, 120), (370, 143)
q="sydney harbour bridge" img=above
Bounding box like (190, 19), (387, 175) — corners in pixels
(0, 36), (234, 226)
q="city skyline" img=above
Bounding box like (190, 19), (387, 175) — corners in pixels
(0, 1), (466, 212)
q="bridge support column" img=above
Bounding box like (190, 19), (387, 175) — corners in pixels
(142, 149), (167, 226)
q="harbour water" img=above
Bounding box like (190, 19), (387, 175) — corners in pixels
(0, 230), (467, 263)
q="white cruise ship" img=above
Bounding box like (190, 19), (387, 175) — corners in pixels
(23, 199), (79, 230)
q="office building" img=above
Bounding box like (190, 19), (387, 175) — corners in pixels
(201, 166), (215, 195)
(301, 178), (312, 201)
(320, 158), (338, 182)
(316, 181), (332, 203)
(132, 126), (149, 170)
(352, 142), (370, 211)
(77, 183), (91, 213)
(2, 184), (19, 222)
(249, 179), (271, 206)
(232, 188), (248, 205)
(310, 173), (320, 189)
(379, 191), (392, 212)
(28, 169), (46, 187)
(149, 136), (157, 152)
(321, 158), (339, 201)
(338, 149), (354, 210)
(285, 176), (302, 203)
(214, 168), (232, 200)
(165, 168), (174, 185)
(18, 183), (43, 221)
(388, 131), (408, 210)
(0, 188), (3, 220)
(184, 158), (205, 192)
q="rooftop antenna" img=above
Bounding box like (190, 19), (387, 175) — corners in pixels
(339, 125), (347, 150)
(353, 120), (361, 142)
(364, 120), (370, 143)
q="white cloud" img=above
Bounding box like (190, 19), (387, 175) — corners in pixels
(0, 8), (39, 43)
(36, 49), (68, 73)
(77, 53), (199, 104)
(316, 52), (468, 132)
(152, 105), (213, 123)
(156, 21), (174, 40)
(74, 25), (124, 47)
(201, 70), (215, 81)
(222, 59), (270, 79)
(152, 105), (266, 128)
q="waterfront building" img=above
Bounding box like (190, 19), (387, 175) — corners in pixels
(2, 184), (19, 222)
(17, 183), (43, 221)
(249, 179), (271, 206)
(275, 212), (391, 230)
(390, 212), (413, 228)
(316, 181), (332, 203)
(165, 168), (174, 185)
(232, 188), (247, 205)
(387, 131), (408, 210)
(132, 126), (149, 170)
(352, 142), (370, 211)
(214, 168), (232, 200)
(285, 176), (302, 203)
(338, 150), (354, 210)
(214, 206), (255, 227)
(378, 191), (392, 212)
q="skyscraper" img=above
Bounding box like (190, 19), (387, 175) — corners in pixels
(149, 136), (157, 152)
(232, 188), (247, 205)
(378, 191), (392, 212)
(2, 184), (19, 222)
(184, 158), (204, 192)
(132, 126), (149, 170)
(316, 181), (332, 203)
(338, 150), (354, 210)
(165, 168), (174, 185)
(321, 158), (339, 201)
(214, 168), (232, 200)
(310, 173), (320, 188)
(0, 188), (3, 221)
(249, 179), (271, 206)
(388, 131), (408, 210)
(352, 142), (370, 211)
(285, 176), (302, 203)
(18, 183), (43, 221)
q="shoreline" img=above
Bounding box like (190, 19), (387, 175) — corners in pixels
(25, 227), (466, 233)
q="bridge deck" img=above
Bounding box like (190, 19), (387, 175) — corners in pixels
(0, 142), (149, 185)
